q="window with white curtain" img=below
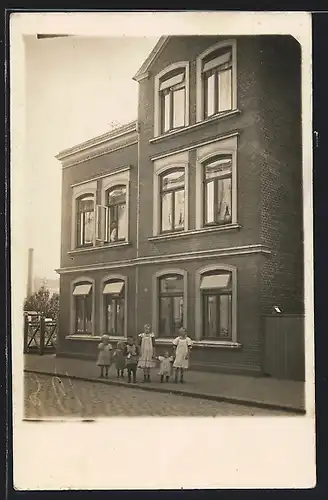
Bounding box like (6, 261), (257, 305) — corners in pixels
(203, 156), (232, 226)
(73, 282), (93, 334)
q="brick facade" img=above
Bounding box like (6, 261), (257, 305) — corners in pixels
(56, 35), (303, 377)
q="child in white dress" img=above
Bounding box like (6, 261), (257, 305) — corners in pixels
(157, 351), (174, 383)
(97, 334), (113, 378)
(138, 324), (156, 382)
(173, 327), (192, 383)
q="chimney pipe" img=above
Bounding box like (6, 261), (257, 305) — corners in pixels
(27, 248), (34, 298)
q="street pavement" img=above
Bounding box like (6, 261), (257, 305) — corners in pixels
(24, 373), (292, 418)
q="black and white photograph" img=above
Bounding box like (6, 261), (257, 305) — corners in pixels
(11, 11), (315, 490)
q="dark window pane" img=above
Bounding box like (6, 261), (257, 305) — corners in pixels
(159, 296), (183, 337)
(203, 292), (232, 339)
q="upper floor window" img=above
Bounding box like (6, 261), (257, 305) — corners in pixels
(160, 69), (186, 133)
(154, 62), (190, 137)
(105, 185), (128, 243)
(196, 41), (236, 123)
(160, 169), (185, 233)
(76, 195), (95, 247)
(158, 274), (184, 337)
(203, 156), (232, 226)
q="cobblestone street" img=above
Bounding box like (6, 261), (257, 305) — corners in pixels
(24, 373), (290, 418)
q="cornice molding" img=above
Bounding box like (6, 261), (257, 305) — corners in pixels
(56, 244), (271, 275)
(56, 121), (138, 168)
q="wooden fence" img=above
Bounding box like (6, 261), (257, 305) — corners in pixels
(23, 314), (57, 355)
(263, 314), (305, 381)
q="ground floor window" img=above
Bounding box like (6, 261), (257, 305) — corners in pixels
(73, 282), (93, 334)
(103, 280), (125, 336)
(158, 274), (184, 337)
(200, 272), (232, 339)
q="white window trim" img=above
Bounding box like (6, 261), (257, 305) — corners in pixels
(196, 40), (237, 123)
(100, 170), (130, 244)
(153, 151), (189, 236)
(71, 181), (97, 250)
(195, 264), (237, 342)
(196, 136), (238, 230)
(99, 274), (128, 338)
(70, 276), (95, 336)
(152, 269), (188, 338)
(154, 61), (190, 138)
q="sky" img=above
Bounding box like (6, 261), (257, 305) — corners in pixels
(24, 35), (158, 280)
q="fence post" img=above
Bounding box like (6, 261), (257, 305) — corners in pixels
(39, 316), (45, 356)
(23, 315), (28, 354)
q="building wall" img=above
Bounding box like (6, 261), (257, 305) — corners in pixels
(137, 35), (264, 259)
(257, 36), (304, 315)
(60, 142), (138, 270)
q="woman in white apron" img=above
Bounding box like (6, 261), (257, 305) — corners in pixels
(172, 327), (192, 383)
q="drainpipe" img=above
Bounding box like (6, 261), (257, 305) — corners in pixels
(135, 120), (141, 334)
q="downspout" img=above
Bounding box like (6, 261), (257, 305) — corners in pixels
(135, 119), (140, 334)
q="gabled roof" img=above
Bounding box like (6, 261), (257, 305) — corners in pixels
(133, 36), (170, 82)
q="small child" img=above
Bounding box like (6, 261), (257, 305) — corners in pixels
(124, 337), (140, 383)
(97, 334), (113, 378)
(113, 341), (126, 379)
(157, 351), (174, 383)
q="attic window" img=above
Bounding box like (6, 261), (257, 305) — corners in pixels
(154, 62), (190, 137)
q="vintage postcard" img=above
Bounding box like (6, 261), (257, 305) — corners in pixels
(10, 11), (315, 490)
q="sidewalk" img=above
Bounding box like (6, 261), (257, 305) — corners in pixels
(24, 354), (305, 413)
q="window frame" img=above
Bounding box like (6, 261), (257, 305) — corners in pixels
(158, 274), (185, 338)
(153, 151), (189, 236)
(152, 269), (188, 339)
(105, 184), (128, 243)
(154, 62), (190, 138)
(76, 194), (96, 248)
(159, 168), (186, 234)
(196, 40), (237, 123)
(201, 275), (233, 340)
(70, 277), (95, 336)
(202, 155), (233, 227)
(100, 274), (128, 338)
(195, 136), (237, 231)
(100, 170), (130, 245)
(71, 181), (97, 250)
(195, 265), (237, 343)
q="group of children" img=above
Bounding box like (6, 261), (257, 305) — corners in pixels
(97, 324), (192, 384)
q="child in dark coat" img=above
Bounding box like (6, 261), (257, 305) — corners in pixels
(113, 341), (126, 379)
(124, 337), (139, 383)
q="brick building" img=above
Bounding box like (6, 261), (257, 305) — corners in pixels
(56, 35), (304, 376)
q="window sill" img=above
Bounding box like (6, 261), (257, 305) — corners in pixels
(155, 338), (241, 348)
(65, 335), (126, 342)
(68, 241), (131, 255)
(150, 109), (241, 144)
(149, 223), (240, 242)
